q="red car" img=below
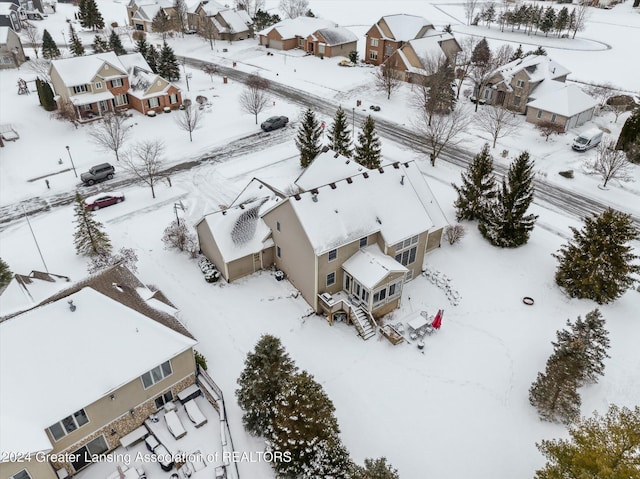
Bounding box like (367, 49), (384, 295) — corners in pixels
(84, 192), (125, 211)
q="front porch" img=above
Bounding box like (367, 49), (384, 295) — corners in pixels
(317, 291), (377, 340)
(70, 91), (115, 123)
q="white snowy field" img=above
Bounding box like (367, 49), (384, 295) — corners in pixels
(1, 0), (640, 478)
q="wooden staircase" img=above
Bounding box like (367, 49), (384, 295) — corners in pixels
(350, 306), (376, 340)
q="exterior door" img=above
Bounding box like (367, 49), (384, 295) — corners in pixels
(253, 253), (261, 271)
(497, 91), (505, 105)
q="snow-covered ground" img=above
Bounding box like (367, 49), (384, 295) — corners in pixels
(1, 1), (639, 478)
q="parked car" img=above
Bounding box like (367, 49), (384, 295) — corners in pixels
(84, 192), (125, 211)
(261, 116), (289, 132)
(369, 105), (381, 112)
(572, 128), (603, 152)
(81, 163), (115, 186)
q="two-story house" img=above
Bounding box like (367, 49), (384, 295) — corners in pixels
(126, 0), (173, 32)
(365, 14), (434, 65)
(195, 152), (448, 336)
(192, 0), (253, 41)
(0, 26), (25, 68)
(0, 264), (198, 479)
(49, 52), (182, 121)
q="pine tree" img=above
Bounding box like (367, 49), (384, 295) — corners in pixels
(510, 44), (524, 61)
(80, 0), (105, 31)
(540, 6), (556, 36)
(327, 106), (352, 158)
(0, 257), (12, 289)
(109, 30), (126, 55)
(452, 143), (496, 222)
(41, 80), (55, 111)
(424, 59), (457, 118)
(479, 151), (537, 247)
(268, 371), (350, 478)
(295, 108), (322, 168)
(77, 0), (87, 24)
(554, 208), (640, 304)
(616, 107), (640, 163)
(69, 24), (85, 56)
(41, 29), (60, 59)
(135, 35), (149, 58)
(471, 37), (491, 66)
(235, 335), (297, 436)
(93, 34), (109, 53)
(570, 309), (610, 386)
(73, 193), (112, 257)
(146, 44), (159, 73)
(555, 7), (569, 37)
(354, 115), (382, 169)
(529, 341), (582, 424)
(535, 405), (640, 479)
(157, 42), (180, 81)
(352, 457), (400, 479)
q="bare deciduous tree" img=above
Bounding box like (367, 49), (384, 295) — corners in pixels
(454, 36), (480, 100)
(374, 61), (402, 100)
(175, 103), (201, 141)
(89, 112), (132, 162)
(536, 120), (565, 141)
(22, 21), (41, 59)
(585, 81), (615, 112)
(236, 0), (265, 18)
(172, 0), (188, 36)
(464, 0), (481, 25)
(87, 247), (138, 274)
(122, 140), (165, 198)
(445, 224), (466, 245)
(475, 105), (521, 148)
(414, 106), (472, 166)
(202, 63), (218, 81)
(586, 140), (633, 188)
(279, 0), (309, 19)
(572, 4), (590, 39)
(26, 58), (51, 82)
(239, 73), (270, 124)
(199, 18), (218, 49)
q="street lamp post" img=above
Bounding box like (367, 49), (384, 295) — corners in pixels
(61, 30), (68, 49)
(352, 107), (355, 140)
(66, 145), (77, 177)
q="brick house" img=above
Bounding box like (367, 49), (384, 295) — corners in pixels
(305, 27), (357, 58)
(0, 264), (198, 479)
(258, 17), (335, 51)
(49, 52), (182, 121)
(192, 0), (253, 41)
(364, 14), (434, 65)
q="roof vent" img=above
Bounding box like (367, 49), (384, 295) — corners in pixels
(345, 160), (350, 164)
(239, 204), (245, 209)
(393, 162), (400, 169)
(378, 167), (384, 174)
(334, 152), (340, 158)
(322, 145), (330, 153)
(294, 194), (301, 200)
(68, 300), (76, 312)
(346, 177), (353, 184)
(330, 183), (336, 189)
(222, 210), (227, 215)
(112, 282), (123, 292)
(312, 193), (318, 202)
(400, 175), (404, 185)
(363, 172), (369, 178)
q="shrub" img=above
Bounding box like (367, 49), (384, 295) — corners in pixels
(559, 170), (574, 179)
(444, 224), (466, 245)
(194, 350), (208, 370)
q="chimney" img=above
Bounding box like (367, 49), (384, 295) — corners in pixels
(68, 300), (76, 312)
(400, 175), (404, 185)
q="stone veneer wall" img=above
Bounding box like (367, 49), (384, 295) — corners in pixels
(52, 374), (196, 474)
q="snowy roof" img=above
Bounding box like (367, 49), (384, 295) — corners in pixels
(405, 34), (451, 63)
(259, 17), (335, 39)
(495, 55), (571, 86)
(527, 84), (598, 117)
(0, 26), (11, 44)
(51, 52), (127, 86)
(0, 271), (71, 316)
(286, 161), (447, 254)
(133, 3), (163, 22)
(119, 52), (153, 74)
(218, 8), (252, 33)
(314, 27), (357, 46)
(526, 79), (566, 101)
(0, 3), (18, 14)
(200, 0), (225, 16)
(379, 14), (434, 41)
(70, 90), (115, 105)
(0, 286), (196, 456)
(295, 149), (365, 191)
(342, 245), (408, 290)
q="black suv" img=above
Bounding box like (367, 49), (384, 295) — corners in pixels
(81, 163), (115, 186)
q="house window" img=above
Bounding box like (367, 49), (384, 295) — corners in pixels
(369, 51), (378, 60)
(516, 79), (524, 88)
(370, 37), (378, 47)
(298, 38), (304, 47)
(359, 237), (367, 248)
(48, 409), (89, 441)
(394, 237), (418, 267)
(114, 93), (129, 106)
(72, 84), (88, 94)
(551, 113), (557, 123)
(70, 435), (108, 472)
(276, 221), (281, 232)
(94, 81), (103, 90)
(327, 272), (335, 286)
(373, 287), (387, 304)
(148, 97), (160, 108)
(154, 390), (174, 409)
(111, 78), (123, 88)
(318, 44), (325, 54)
(536, 110), (542, 119)
(141, 360), (172, 389)
(276, 246), (281, 258)
(169, 93), (178, 104)
(328, 249), (337, 261)
(514, 95), (521, 106)
(10, 470), (31, 479)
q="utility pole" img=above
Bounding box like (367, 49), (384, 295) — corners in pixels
(22, 205), (49, 273)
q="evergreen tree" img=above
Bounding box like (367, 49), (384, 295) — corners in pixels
(453, 143), (496, 222)
(443, 24), (452, 33)
(529, 46), (547, 56)
(69, 24), (85, 56)
(0, 257), (12, 290)
(268, 371), (351, 478)
(146, 44), (159, 73)
(529, 336), (583, 424)
(295, 108), (322, 168)
(41, 80), (55, 111)
(77, 0), (87, 24)
(253, 9), (281, 31)
(554, 208), (640, 304)
(92, 34), (109, 53)
(540, 6), (556, 36)
(616, 107), (640, 163)
(41, 29), (60, 59)
(569, 309), (610, 386)
(424, 59), (457, 119)
(352, 457), (400, 479)
(73, 193), (112, 257)
(354, 115), (381, 169)
(80, 0), (105, 31)
(535, 405), (640, 479)
(555, 7), (570, 36)
(479, 151), (537, 247)
(135, 35), (149, 58)
(235, 335), (297, 436)
(510, 44), (524, 61)
(327, 106), (352, 158)
(471, 37), (491, 66)
(157, 42), (180, 81)
(109, 30), (126, 55)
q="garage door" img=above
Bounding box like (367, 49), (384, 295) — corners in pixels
(268, 39), (283, 50)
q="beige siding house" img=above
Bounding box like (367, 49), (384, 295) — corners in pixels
(365, 14), (434, 65)
(0, 265), (198, 478)
(525, 84), (598, 131)
(258, 17), (348, 53)
(196, 151), (448, 337)
(193, 1), (253, 41)
(0, 26), (25, 68)
(388, 32), (461, 83)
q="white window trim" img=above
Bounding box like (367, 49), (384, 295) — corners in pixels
(94, 81), (103, 90)
(141, 360), (172, 389)
(48, 409), (89, 441)
(10, 470), (32, 479)
(370, 37), (378, 47)
(326, 272), (336, 286)
(328, 249), (337, 262)
(369, 51), (378, 60)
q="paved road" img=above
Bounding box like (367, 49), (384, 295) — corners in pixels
(2, 58), (638, 230)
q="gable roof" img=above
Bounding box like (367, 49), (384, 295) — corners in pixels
(527, 84), (597, 117)
(313, 26), (357, 46)
(377, 14), (434, 41)
(0, 265), (196, 457)
(218, 8), (252, 33)
(342, 245), (408, 290)
(258, 17), (335, 39)
(295, 149), (365, 191)
(0, 271), (71, 316)
(494, 55), (571, 88)
(51, 52), (127, 86)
